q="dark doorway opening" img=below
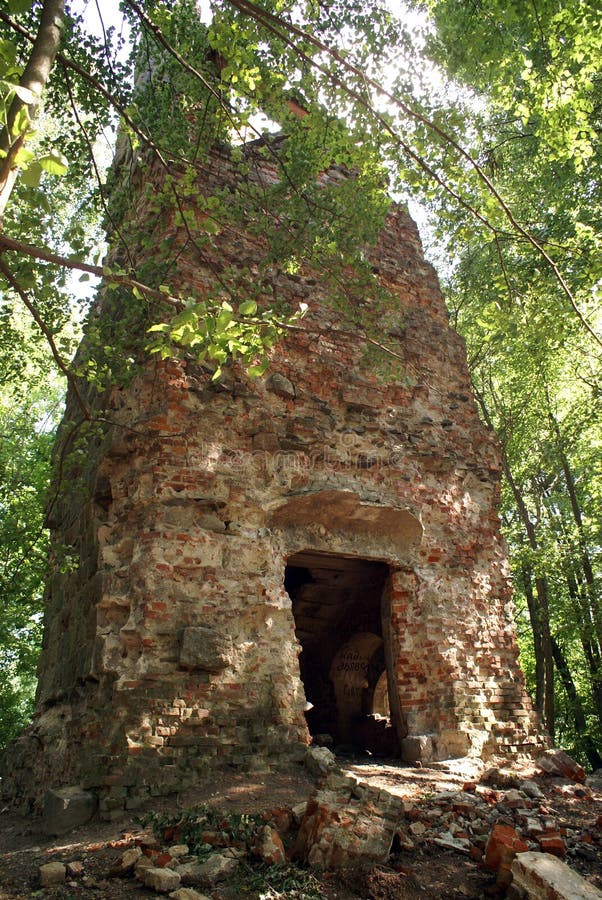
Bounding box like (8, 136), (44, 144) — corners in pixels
(285, 550), (399, 756)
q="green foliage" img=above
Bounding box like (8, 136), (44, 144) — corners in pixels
(141, 804), (325, 899)
(141, 803), (264, 857)
(147, 298), (303, 380)
(241, 862), (326, 899)
(0, 334), (63, 750)
(409, 0), (602, 753)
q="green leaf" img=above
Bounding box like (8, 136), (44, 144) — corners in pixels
(38, 152), (68, 176)
(20, 161), (41, 188)
(239, 300), (258, 316)
(7, 0), (33, 13)
(248, 359), (270, 377)
(0, 81), (34, 104)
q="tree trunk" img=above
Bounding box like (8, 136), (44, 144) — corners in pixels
(474, 387), (555, 738)
(0, 0), (65, 218)
(551, 636), (602, 770)
(521, 564), (545, 716)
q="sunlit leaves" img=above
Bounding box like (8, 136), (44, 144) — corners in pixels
(147, 296), (306, 380)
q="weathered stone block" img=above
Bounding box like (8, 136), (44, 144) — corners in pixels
(193, 853), (239, 886)
(39, 862), (67, 886)
(169, 889), (212, 900)
(267, 372), (296, 399)
(510, 850), (602, 899)
(142, 866), (181, 893)
(305, 745), (337, 777)
(43, 785), (97, 835)
(400, 734), (434, 763)
(178, 627), (232, 672)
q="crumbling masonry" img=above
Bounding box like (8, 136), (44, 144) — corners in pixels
(1, 143), (543, 816)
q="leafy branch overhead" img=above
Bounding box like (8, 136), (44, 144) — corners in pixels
(0, 0), (599, 384)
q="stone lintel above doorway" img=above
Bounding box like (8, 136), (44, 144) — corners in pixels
(268, 490), (423, 551)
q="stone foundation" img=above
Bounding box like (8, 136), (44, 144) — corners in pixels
(1, 143), (544, 814)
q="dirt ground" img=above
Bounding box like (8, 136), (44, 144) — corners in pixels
(1, 755), (601, 899)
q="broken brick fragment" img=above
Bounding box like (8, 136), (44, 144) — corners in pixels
(536, 832), (567, 858)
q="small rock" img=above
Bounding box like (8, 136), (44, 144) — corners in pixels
(263, 807), (294, 833)
(524, 817), (545, 836)
(191, 853), (239, 887)
(110, 846), (142, 876)
(177, 861), (204, 885)
(537, 832), (566, 858)
(134, 827), (161, 849)
(409, 821), (428, 836)
(39, 861), (67, 886)
(503, 789), (526, 805)
(305, 745), (337, 777)
(169, 890), (212, 900)
(537, 749), (586, 784)
(254, 825), (286, 864)
(482, 767), (521, 789)
(66, 860), (84, 877)
(433, 835), (471, 854)
(135, 855), (155, 879)
(169, 844), (190, 858)
(574, 843), (598, 862)
(292, 801), (307, 825)
(484, 824), (529, 889)
(142, 866), (181, 893)
(520, 780), (545, 800)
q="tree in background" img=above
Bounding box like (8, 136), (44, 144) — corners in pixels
(407, 0), (602, 762)
(0, 311), (63, 748)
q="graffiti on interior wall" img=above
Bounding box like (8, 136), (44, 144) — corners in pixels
(330, 633), (383, 741)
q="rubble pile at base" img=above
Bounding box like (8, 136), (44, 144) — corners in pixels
(4, 752), (598, 899)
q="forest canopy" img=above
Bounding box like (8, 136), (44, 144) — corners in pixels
(0, 0), (600, 764)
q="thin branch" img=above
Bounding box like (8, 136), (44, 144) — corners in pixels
(61, 64), (136, 272)
(0, 256), (91, 419)
(224, 0), (602, 349)
(0, 232), (181, 308)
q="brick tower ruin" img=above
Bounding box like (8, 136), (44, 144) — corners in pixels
(1, 141), (543, 816)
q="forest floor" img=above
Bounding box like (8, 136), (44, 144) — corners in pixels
(1, 753), (601, 899)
